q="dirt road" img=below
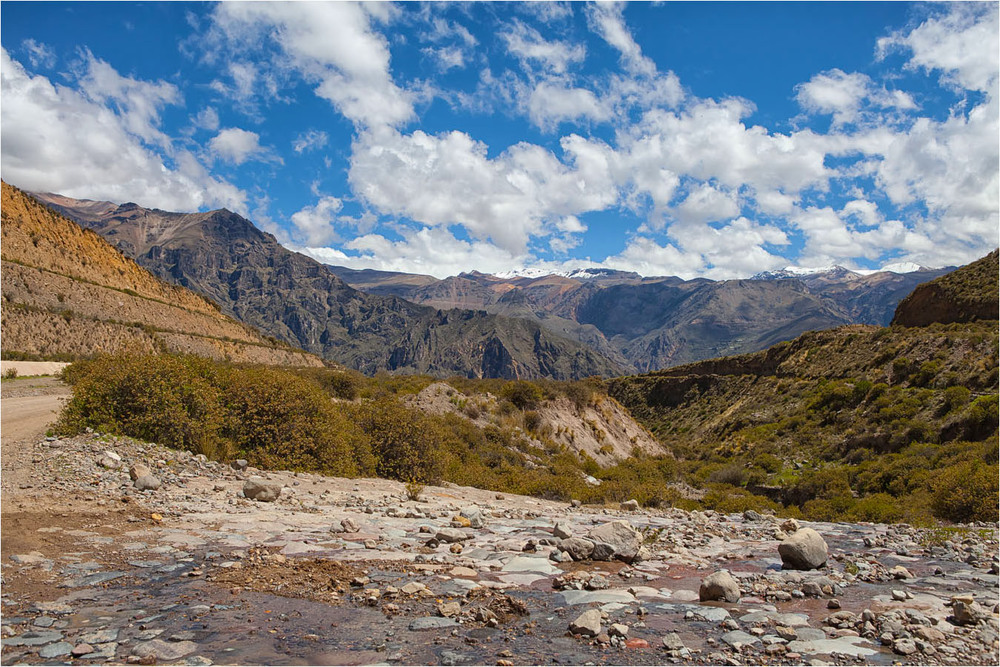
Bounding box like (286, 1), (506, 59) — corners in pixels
(1, 378), (70, 444)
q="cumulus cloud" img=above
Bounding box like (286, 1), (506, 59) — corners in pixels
(192, 106), (220, 131)
(209, 127), (269, 165)
(586, 2), (656, 77)
(0, 48), (245, 213)
(796, 68), (917, 126)
(290, 195), (343, 245)
(527, 82), (609, 130)
(348, 128), (618, 254)
(211, 2), (414, 129)
(878, 3), (999, 94)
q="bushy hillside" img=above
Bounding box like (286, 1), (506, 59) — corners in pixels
(608, 253), (1000, 524)
(893, 249), (999, 326)
(1, 182), (322, 367)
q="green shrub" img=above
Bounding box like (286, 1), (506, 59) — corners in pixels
(345, 397), (444, 484)
(931, 461), (1000, 523)
(500, 381), (544, 410)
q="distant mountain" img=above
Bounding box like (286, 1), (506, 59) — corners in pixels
(321, 260), (952, 371)
(32, 191), (625, 380)
(0, 181), (322, 367)
(892, 250), (999, 327)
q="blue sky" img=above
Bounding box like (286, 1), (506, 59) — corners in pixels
(2, 2), (997, 279)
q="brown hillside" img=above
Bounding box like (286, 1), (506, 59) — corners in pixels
(892, 250), (999, 326)
(1, 181), (322, 367)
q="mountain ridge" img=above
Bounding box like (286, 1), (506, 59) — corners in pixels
(30, 191), (625, 380)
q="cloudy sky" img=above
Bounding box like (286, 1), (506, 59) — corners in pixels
(1, 2), (997, 279)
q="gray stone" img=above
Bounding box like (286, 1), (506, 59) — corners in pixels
(1, 631), (64, 647)
(71, 643), (95, 657)
(591, 542), (616, 561)
(339, 517), (359, 533)
(38, 641), (73, 658)
(620, 499), (640, 511)
(435, 527), (471, 543)
(743, 509), (765, 522)
(893, 638), (918, 655)
(721, 631), (761, 649)
(409, 617), (459, 631)
(569, 609), (602, 637)
(699, 570), (741, 603)
(135, 475), (161, 491)
(560, 537), (595, 561)
(952, 599), (987, 626)
(232, 459), (248, 471)
(553, 522), (573, 540)
(779, 528), (828, 570)
(132, 639), (198, 661)
(243, 478), (281, 502)
(662, 632), (686, 651)
(587, 520), (643, 563)
(609, 623), (629, 638)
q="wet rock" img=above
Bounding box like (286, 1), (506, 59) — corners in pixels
(1, 631), (64, 646)
(409, 617), (459, 631)
(135, 475), (161, 491)
(132, 639), (198, 661)
(893, 638), (918, 655)
(587, 520), (643, 563)
(243, 478), (281, 502)
(569, 609), (602, 637)
(591, 542), (617, 561)
(779, 528), (828, 570)
(699, 570), (741, 603)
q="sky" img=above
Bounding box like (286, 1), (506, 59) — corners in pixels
(1, 1), (997, 280)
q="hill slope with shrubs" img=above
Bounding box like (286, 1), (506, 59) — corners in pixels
(1, 182), (321, 367)
(609, 253), (999, 524)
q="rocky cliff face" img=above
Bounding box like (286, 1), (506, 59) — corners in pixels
(892, 250), (999, 327)
(1, 182), (322, 366)
(31, 192), (624, 380)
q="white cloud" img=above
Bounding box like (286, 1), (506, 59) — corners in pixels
(209, 127), (267, 165)
(527, 82), (609, 130)
(501, 20), (586, 75)
(672, 183), (740, 225)
(290, 195), (343, 246)
(192, 106), (220, 131)
(878, 3), (999, 95)
(0, 48), (245, 213)
(300, 226), (528, 279)
(348, 128), (618, 254)
(796, 68), (917, 126)
(22, 39), (55, 69)
(423, 46), (467, 72)
(211, 2), (414, 129)
(292, 129), (329, 154)
(586, 2), (656, 77)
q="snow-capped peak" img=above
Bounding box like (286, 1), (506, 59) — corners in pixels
(879, 261), (924, 274)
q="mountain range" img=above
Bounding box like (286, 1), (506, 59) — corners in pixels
(31, 191), (621, 379)
(31, 190), (957, 377)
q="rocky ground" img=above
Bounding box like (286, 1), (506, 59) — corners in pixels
(1, 385), (998, 666)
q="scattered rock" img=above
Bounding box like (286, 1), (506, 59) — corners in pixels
(662, 632), (686, 650)
(587, 520), (643, 563)
(72, 643), (95, 657)
(243, 478), (281, 502)
(459, 506), (485, 528)
(129, 464), (151, 480)
(553, 522), (573, 540)
(569, 609), (602, 637)
(339, 518), (359, 533)
(620, 499), (640, 511)
(232, 459), (248, 471)
(131, 639), (198, 661)
(779, 528), (828, 570)
(952, 598), (987, 626)
(699, 570), (741, 603)
(436, 527), (471, 543)
(134, 475), (161, 491)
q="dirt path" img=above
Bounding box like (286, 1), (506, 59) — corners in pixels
(1, 379), (70, 445)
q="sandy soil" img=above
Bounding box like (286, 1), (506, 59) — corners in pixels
(0, 361), (71, 377)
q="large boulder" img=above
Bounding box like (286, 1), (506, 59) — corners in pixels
(559, 537), (595, 561)
(699, 570), (741, 602)
(587, 520), (643, 564)
(779, 528), (828, 570)
(243, 478), (282, 502)
(134, 475), (161, 492)
(129, 464), (151, 481)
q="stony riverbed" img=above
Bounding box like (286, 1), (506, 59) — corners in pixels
(2, 432), (998, 665)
